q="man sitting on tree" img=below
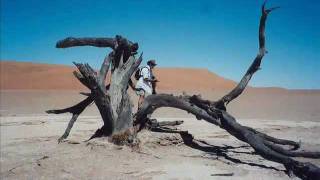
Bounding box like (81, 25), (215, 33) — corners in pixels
(135, 60), (158, 109)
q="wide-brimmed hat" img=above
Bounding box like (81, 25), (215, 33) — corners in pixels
(147, 60), (157, 66)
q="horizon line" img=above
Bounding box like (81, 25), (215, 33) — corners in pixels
(1, 59), (319, 91)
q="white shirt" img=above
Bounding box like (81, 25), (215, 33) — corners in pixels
(135, 65), (152, 94)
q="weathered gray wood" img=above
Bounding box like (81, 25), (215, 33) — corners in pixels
(74, 62), (114, 135)
(56, 35), (139, 69)
(146, 119), (184, 128)
(46, 96), (93, 142)
(135, 93), (320, 179)
(215, 2), (279, 109)
(98, 52), (113, 89)
(55, 35), (139, 54)
(108, 53), (142, 133)
(56, 37), (116, 48)
(49, 35), (141, 140)
(134, 94), (221, 130)
(218, 111), (320, 180)
(66, 40), (142, 137)
(264, 141), (320, 158)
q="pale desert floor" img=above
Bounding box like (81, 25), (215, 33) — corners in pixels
(1, 90), (320, 180)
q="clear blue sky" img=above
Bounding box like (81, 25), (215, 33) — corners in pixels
(1, 0), (319, 89)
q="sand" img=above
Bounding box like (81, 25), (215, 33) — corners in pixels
(1, 115), (319, 180)
(1, 90), (320, 180)
(1, 61), (320, 179)
(1, 89), (319, 122)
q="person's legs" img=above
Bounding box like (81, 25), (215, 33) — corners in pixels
(136, 88), (145, 110)
(138, 94), (144, 109)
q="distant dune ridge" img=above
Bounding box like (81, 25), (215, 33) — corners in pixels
(0, 61), (237, 91)
(1, 60), (320, 121)
(0, 61), (84, 90)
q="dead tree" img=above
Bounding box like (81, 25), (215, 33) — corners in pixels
(49, 35), (142, 144)
(47, 2), (320, 179)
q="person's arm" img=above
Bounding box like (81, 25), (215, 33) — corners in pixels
(144, 78), (159, 83)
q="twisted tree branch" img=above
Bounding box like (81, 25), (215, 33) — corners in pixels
(46, 96), (93, 142)
(215, 3), (278, 109)
(133, 3), (320, 179)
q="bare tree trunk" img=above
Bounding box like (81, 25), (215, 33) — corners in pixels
(108, 54), (142, 134)
(48, 35), (141, 144)
(72, 44), (142, 143)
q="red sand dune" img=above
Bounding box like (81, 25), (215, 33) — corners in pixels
(0, 61), (239, 91)
(153, 68), (236, 91)
(0, 61), (85, 90)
